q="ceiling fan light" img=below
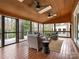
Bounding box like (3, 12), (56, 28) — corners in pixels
(36, 5), (40, 8)
(48, 14), (57, 18)
(48, 16), (53, 18)
(48, 13), (51, 17)
(18, 0), (24, 2)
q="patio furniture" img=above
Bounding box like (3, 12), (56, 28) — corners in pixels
(50, 32), (58, 40)
(27, 33), (42, 51)
(42, 40), (50, 54)
(49, 39), (63, 52)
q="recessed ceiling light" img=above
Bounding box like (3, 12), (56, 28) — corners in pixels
(18, 0), (24, 2)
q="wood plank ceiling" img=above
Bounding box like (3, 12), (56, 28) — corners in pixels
(0, 0), (78, 23)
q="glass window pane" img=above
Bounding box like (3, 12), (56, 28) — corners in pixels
(32, 22), (38, 32)
(5, 33), (16, 45)
(19, 19), (30, 41)
(44, 24), (54, 31)
(39, 24), (43, 34)
(78, 24), (79, 39)
(44, 24), (54, 36)
(0, 34), (2, 47)
(56, 23), (70, 37)
(77, 16), (79, 39)
(0, 15), (2, 47)
(5, 17), (16, 32)
(78, 33), (79, 38)
(5, 17), (16, 45)
(58, 32), (70, 37)
(23, 20), (30, 40)
(77, 14), (79, 45)
(23, 20), (30, 33)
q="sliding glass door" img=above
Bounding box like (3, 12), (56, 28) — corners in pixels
(5, 17), (16, 45)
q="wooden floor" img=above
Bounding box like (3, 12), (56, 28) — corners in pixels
(0, 38), (79, 59)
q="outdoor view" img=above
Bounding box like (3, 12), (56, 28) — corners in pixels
(39, 24), (43, 34)
(23, 20), (30, 36)
(5, 17), (16, 45)
(31, 23), (70, 37)
(0, 15), (71, 46)
(43, 23), (70, 37)
(19, 20), (30, 41)
(32, 22), (38, 32)
(4, 17), (31, 44)
(56, 23), (70, 37)
(44, 24), (54, 36)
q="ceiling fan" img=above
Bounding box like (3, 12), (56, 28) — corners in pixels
(48, 13), (57, 18)
(34, 0), (52, 14)
(34, 0), (41, 9)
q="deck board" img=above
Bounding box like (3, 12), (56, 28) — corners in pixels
(0, 38), (79, 59)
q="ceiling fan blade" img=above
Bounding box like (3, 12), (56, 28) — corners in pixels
(33, 0), (52, 14)
(38, 5), (52, 14)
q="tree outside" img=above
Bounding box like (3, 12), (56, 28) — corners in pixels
(23, 20), (30, 35)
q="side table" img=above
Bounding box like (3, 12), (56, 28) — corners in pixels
(42, 40), (50, 54)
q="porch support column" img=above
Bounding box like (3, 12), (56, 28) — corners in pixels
(30, 21), (32, 33)
(16, 19), (19, 43)
(54, 23), (56, 32)
(2, 16), (5, 47)
(38, 23), (39, 33)
(43, 24), (44, 35)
